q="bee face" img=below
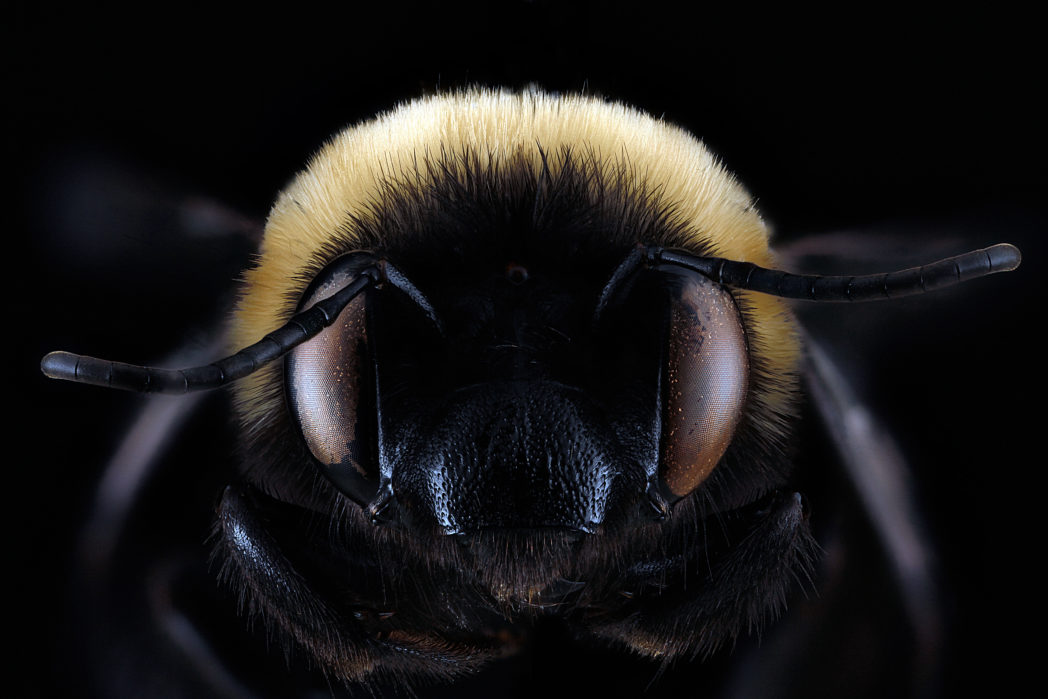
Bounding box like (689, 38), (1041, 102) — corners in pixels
(39, 88), (1022, 690)
(217, 90), (813, 678)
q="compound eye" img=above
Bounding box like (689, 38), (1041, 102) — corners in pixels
(659, 267), (749, 503)
(286, 256), (378, 505)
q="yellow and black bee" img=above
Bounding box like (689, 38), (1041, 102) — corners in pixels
(42, 89), (1020, 695)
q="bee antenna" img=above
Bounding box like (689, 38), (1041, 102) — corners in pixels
(41, 267), (381, 394)
(649, 243), (1021, 301)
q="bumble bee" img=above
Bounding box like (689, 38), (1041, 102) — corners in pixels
(42, 89), (1021, 697)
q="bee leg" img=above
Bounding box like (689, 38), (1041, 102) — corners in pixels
(216, 485), (497, 683)
(584, 491), (817, 661)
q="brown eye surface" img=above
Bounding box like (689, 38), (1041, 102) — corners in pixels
(286, 261), (377, 505)
(660, 268), (749, 501)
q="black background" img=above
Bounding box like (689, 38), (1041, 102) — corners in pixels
(13, 3), (1044, 697)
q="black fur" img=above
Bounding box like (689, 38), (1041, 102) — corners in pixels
(218, 146), (814, 684)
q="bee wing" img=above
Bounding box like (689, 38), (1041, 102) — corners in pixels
(38, 152), (262, 264)
(721, 215), (1038, 698)
(35, 156), (279, 698)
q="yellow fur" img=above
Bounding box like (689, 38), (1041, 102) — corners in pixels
(231, 88), (800, 439)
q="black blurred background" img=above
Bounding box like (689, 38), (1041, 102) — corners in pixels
(12, 3), (1044, 697)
